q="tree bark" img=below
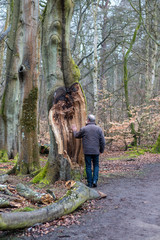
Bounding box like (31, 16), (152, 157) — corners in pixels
(123, 0), (142, 146)
(41, 0), (86, 183)
(0, 181), (100, 230)
(0, 1), (10, 82)
(0, 0), (21, 158)
(144, 0), (150, 102)
(16, 183), (53, 203)
(149, 2), (158, 98)
(17, 0), (40, 174)
(92, 0), (100, 116)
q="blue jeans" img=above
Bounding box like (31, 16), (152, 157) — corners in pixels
(84, 154), (99, 186)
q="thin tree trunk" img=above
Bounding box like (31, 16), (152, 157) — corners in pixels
(145, 0), (158, 101)
(41, 0), (86, 183)
(145, 0), (150, 102)
(150, 2), (158, 97)
(123, 0), (142, 146)
(92, 0), (100, 117)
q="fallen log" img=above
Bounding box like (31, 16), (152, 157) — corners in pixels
(0, 184), (13, 196)
(0, 175), (8, 184)
(0, 198), (12, 208)
(0, 185), (23, 208)
(0, 181), (100, 230)
(16, 183), (52, 203)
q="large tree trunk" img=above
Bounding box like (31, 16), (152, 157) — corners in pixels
(0, 0), (21, 158)
(0, 0), (10, 84)
(41, 0), (86, 183)
(0, 182), (100, 230)
(17, 0), (40, 174)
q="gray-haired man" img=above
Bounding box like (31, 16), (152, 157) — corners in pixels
(72, 114), (105, 187)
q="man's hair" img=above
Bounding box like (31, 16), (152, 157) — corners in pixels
(88, 114), (95, 122)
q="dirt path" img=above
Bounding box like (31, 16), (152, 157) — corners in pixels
(2, 161), (160, 240)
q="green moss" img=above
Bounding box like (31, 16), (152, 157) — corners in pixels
(0, 89), (6, 118)
(0, 150), (8, 162)
(70, 58), (87, 107)
(127, 148), (145, 155)
(0, 216), (7, 230)
(41, 3), (47, 23)
(13, 207), (35, 212)
(30, 169), (41, 177)
(70, 167), (86, 181)
(105, 148), (148, 161)
(70, 58), (80, 83)
(20, 87), (38, 133)
(14, 153), (19, 162)
(152, 134), (160, 153)
(10, 0), (14, 13)
(40, 158), (47, 162)
(71, 169), (81, 181)
(31, 162), (49, 184)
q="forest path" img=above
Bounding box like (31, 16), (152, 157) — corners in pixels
(1, 160), (160, 240)
(24, 162), (160, 239)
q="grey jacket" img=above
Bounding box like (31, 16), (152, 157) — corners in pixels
(73, 122), (105, 155)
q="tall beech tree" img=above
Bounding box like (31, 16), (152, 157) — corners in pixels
(38, 0), (86, 183)
(0, 0), (21, 158)
(0, 1), (10, 84)
(0, 0), (40, 174)
(17, 0), (40, 174)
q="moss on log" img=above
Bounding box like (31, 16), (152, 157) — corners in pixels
(0, 181), (100, 230)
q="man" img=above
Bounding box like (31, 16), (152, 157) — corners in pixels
(72, 114), (105, 188)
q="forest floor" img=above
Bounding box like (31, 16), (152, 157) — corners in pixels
(0, 149), (160, 239)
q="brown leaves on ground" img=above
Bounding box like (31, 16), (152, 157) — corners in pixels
(65, 180), (76, 189)
(100, 150), (160, 176)
(41, 194), (53, 205)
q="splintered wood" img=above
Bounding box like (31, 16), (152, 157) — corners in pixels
(49, 83), (86, 167)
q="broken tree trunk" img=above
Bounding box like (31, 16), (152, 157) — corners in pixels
(41, 0), (86, 183)
(16, 183), (53, 204)
(0, 183), (54, 209)
(0, 181), (100, 230)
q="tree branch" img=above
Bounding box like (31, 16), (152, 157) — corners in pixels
(77, 29), (112, 66)
(0, 26), (11, 43)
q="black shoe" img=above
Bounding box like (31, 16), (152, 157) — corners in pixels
(92, 182), (97, 188)
(86, 183), (92, 188)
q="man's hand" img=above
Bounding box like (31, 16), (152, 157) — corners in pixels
(71, 124), (77, 132)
